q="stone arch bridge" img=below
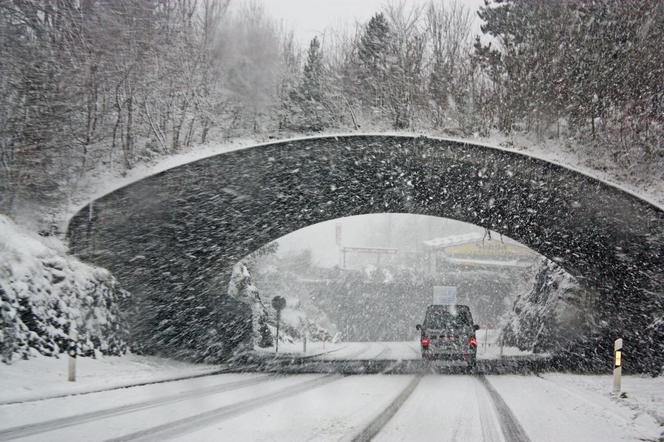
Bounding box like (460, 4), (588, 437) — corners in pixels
(67, 135), (664, 370)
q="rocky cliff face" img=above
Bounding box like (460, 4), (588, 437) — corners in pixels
(501, 259), (596, 354)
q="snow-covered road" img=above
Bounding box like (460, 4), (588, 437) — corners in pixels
(255, 334), (536, 361)
(1, 370), (661, 442)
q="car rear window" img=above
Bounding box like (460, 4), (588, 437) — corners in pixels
(424, 308), (472, 329)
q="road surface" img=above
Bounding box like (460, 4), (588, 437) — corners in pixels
(1, 346), (660, 442)
(254, 333), (537, 361)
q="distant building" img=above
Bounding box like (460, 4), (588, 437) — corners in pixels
(423, 232), (538, 275)
(422, 232), (540, 328)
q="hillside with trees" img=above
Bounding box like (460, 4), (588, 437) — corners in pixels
(1, 0), (661, 229)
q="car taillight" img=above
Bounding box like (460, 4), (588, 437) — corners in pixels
(468, 337), (477, 346)
(421, 336), (430, 346)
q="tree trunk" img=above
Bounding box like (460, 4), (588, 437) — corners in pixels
(124, 92), (134, 169)
(201, 118), (210, 144)
(172, 96), (189, 151)
(112, 106), (122, 163)
(184, 117), (196, 146)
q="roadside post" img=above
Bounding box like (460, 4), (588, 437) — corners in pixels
(68, 324), (78, 382)
(613, 338), (623, 395)
(271, 296), (286, 354)
(299, 318), (307, 353)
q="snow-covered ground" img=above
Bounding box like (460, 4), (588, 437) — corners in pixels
(540, 373), (664, 432)
(168, 374), (414, 442)
(0, 354), (221, 404)
(0, 335), (534, 405)
(487, 374), (664, 442)
(0, 368), (661, 441)
(375, 375), (505, 441)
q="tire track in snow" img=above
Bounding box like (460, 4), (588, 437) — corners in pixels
(478, 375), (531, 442)
(102, 374), (343, 442)
(0, 375), (273, 441)
(350, 374), (423, 442)
(473, 376), (506, 442)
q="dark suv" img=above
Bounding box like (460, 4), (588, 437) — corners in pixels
(416, 304), (479, 369)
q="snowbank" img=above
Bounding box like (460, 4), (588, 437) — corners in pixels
(0, 215), (128, 363)
(0, 353), (220, 404)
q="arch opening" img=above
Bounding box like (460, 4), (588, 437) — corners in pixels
(230, 214), (594, 366)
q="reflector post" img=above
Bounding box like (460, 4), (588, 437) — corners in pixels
(68, 325), (78, 382)
(613, 338), (623, 395)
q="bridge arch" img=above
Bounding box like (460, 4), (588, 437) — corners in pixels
(68, 135), (664, 368)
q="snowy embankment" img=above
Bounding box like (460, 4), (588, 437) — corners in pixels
(0, 353), (221, 404)
(0, 215), (127, 362)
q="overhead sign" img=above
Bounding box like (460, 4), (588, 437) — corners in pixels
(433, 286), (457, 305)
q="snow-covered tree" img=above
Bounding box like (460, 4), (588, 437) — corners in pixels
(0, 216), (128, 363)
(286, 36), (335, 131)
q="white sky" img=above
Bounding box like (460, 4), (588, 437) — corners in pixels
(233, 0), (486, 46)
(276, 214), (484, 267)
